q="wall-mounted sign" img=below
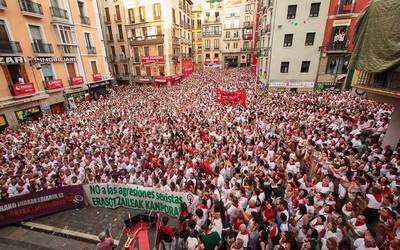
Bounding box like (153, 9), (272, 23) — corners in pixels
(46, 79), (63, 90)
(333, 19), (352, 27)
(0, 56), (25, 64)
(141, 56), (164, 63)
(270, 81), (315, 88)
(93, 73), (102, 81)
(30, 57), (77, 64)
(12, 82), (35, 96)
(70, 76), (84, 86)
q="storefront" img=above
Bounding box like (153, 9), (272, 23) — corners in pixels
(0, 115), (8, 131)
(15, 106), (42, 123)
(224, 55), (239, 67)
(87, 74), (111, 100)
(269, 81), (315, 92)
(64, 84), (89, 109)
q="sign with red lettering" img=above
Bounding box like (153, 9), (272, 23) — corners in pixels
(0, 185), (85, 227)
(12, 82), (35, 96)
(93, 73), (102, 81)
(46, 79), (63, 90)
(181, 59), (194, 77)
(141, 56), (164, 63)
(70, 76), (84, 86)
(215, 88), (246, 107)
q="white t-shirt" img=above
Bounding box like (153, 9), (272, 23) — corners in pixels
(354, 238), (379, 250)
(236, 233), (249, 248)
(186, 237), (198, 250)
(366, 194), (382, 209)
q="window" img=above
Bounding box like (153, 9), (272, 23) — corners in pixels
(144, 46), (149, 56)
(197, 20), (201, 28)
(91, 61), (98, 74)
(310, 3), (321, 17)
(326, 55), (350, 74)
(245, 16), (250, 22)
(158, 45), (163, 56)
(133, 47), (139, 62)
(66, 62), (76, 78)
(84, 32), (93, 47)
(305, 32), (315, 46)
(156, 25), (162, 35)
(29, 25), (43, 42)
(226, 43), (230, 49)
(110, 46), (116, 57)
(172, 8), (176, 24)
(139, 6), (145, 22)
(77, 1), (85, 16)
(145, 66), (151, 76)
(128, 8), (135, 23)
(245, 4), (252, 13)
(233, 42), (238, 49)
(205, 53), (210, 59)
(280, 61), (289, 73)
(214, 39), (219, 49)
(329, 26), (348, 50)
(233, 31), (239, 38)
(114, 64), (119, 75)
(107, 26), (113, 40)
(214, 53), (219, 59)
(159, 65), (165, 76)
(205, 39), (210, 49)
(123, 64), (128, 75)
(226, 31), (230, 38)
(41, 64), (54, 81)
(301, 61), (310, 73)
(135, 66), (140, 76)
(283, 34), (293, 47)
(287, 5), (297, 19)
(243, 41), (249, 49)
(105, 7), (110, 22)
(118, 24), (123, 40)
(55, 25), (76, 44)
(115, 5), (121, 20)
(153, 3), (161, 20)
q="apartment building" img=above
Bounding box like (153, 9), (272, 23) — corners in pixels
(124, 0), (193, 84)
(316, 0), (369, 90)
(201, 0), (223, 67)
(256, 0), (329, 91)
(97, 0), (131, 83)
(192, 3), (202, 65)
(0, 0), (110, 129)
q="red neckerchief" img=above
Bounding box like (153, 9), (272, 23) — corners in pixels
(372, 193), (382, 202)
(354, 220), (364, 227)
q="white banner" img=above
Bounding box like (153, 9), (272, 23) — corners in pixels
(269, 81), (315, 88)
(84, 183), (198, 217)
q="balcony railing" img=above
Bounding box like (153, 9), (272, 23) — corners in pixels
(114, 14), (121, 22)
(337, 2), (354, 14)
(104, 16), (111, 24)
(108, 55), (116, 62)
(19, 0), (43, 16)
(0, 0), (7, 9)
(327, 41), (349, 51)
(128, 35), (164, 45)
(50, 6), (69, 19)
(0, 41), (22, 54)
(204, 18), (220, 23)
(80, 15), (90, 25)
(58, 44), (77, 55)
(11, 82), (36, 97)
(132, 57), (140, 63)
(116, 34), (124, 41)
(32, 41), (53, 54)
(243, 21), (253, 28)
(87, 46), (96, 54)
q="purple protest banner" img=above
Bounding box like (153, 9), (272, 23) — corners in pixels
(0, 185), (85, 227)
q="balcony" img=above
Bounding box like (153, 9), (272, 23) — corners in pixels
(204, 18), (220, 24)
(0, 41), (22, 54)
(243, 34), (252, 40)
(131, 57), (140, 64)
(128, 35), (164, 46)
(58, 44), (77, 56)
(108, 55), (116, 62)
(337, 2), (354, 15)
(50, 6), (69, 20)
(80, 15), (90, 25)
(119, 55), (128, 62)
(104, 16), (111, 24)
(0, 0), (7, 10)
(243, 21), (253, 28)
(327, 41), (349, 51)
(114, 14), (122, 22)
(87, 46), (96, 54)
(353, 71), (400, 99)
(19, 0), (43, 18)
(203, 32), (221, 37)
(11, 82), (35, 97)
(32, 41), (53, 54)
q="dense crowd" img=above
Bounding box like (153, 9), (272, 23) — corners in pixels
(1, 68), (400, 250)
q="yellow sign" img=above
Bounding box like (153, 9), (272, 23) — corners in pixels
(0, 115), (7, 126)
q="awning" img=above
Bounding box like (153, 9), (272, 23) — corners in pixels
(64, 85), (89, 94)
(87, 78), (112, 87)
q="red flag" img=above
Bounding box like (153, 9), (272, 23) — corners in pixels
(215, 88), (246, 107)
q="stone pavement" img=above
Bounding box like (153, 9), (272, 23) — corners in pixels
(0, 207), (179, 249)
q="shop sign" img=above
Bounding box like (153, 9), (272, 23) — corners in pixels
(30, 57), (77, 64)
(93, 73), (102, 81)
(0, 115), (7, 127)
(12, 82), (35, 96)
(269, 81), (315, 88)
(46, 79), (63, 90)
(141, 56), (164, 63)
(0, 56), (25, 64)
(70, 76), (84, 86)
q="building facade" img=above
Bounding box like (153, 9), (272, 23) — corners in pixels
(97, 0), (131, 83)
(256, 0), (329, 91)
(316, 0), (370, 91)
(123, 0), (193, 84)
(191, 3), (202, 65)
(0, 0), (110, 130)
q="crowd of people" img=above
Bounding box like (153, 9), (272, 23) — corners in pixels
(1, 67), (399, 250)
